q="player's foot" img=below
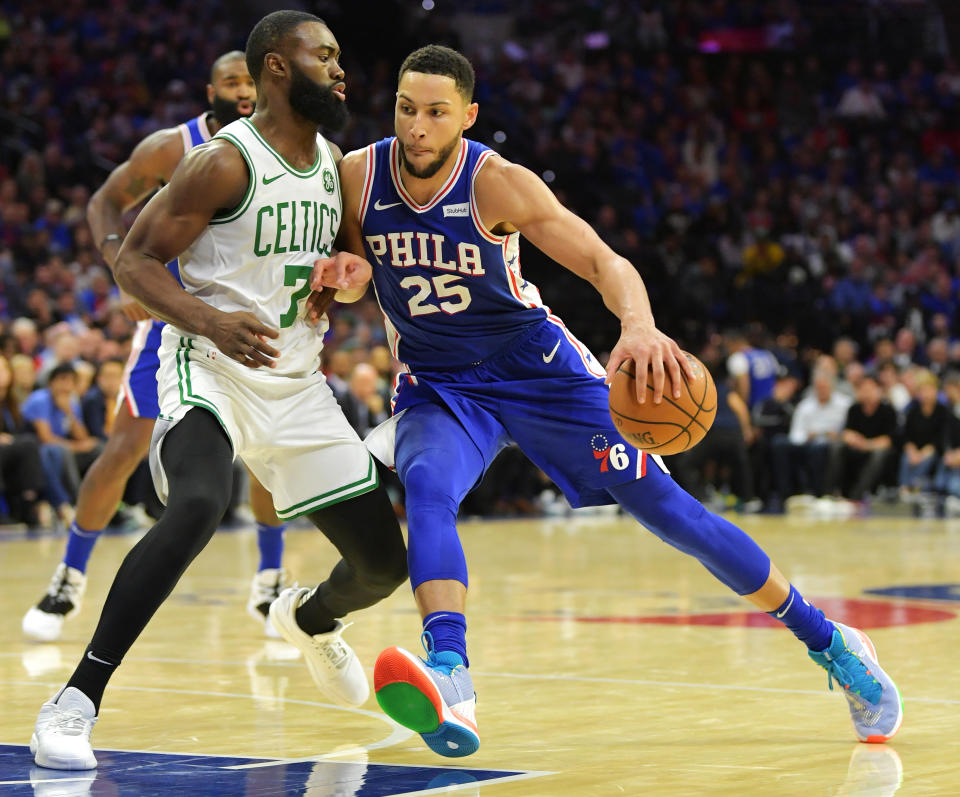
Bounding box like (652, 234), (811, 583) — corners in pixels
(31, 686), (98, 770)
(247, 568), (287, 638)
(23, 564), (86, 642)
(268, 587), (369, 706)
(808, 621), (903, 743)
(374, 638), (479, 758)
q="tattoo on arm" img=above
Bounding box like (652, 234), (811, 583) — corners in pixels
(124, 174), (149, 199)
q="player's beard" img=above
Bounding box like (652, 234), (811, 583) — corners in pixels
(398, 133), (461, 179)
(211, 94), (254, 126)
(288, 62), (349, 132)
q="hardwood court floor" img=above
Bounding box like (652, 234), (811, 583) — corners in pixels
(1, 513), (958, 795)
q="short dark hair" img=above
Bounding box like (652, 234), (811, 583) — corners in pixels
(210, 50), (246, 83)
(245, 10), (326, 84)
(49, 363), (76, 382)
(399, 45), (475, 101)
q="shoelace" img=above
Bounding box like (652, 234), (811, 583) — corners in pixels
(822, 650), (881, 704)
(48, 708), (89, 736)
(314, 622), (352, 667)
(419, 631), (455, 676)
(46, 569), (81, 605)
(254, 571), (285, 602)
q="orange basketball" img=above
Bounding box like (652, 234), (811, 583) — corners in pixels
(608, 352), (717, 455)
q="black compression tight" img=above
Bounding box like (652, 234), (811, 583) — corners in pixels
(66, 408), (407, 711)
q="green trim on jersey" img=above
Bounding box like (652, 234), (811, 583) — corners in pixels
(322, 137), (342, 196)
(174, 337), (235, 452)
(274, 454), (379, 519)
(210, 133), (257, 224)
(242, 118), (321, 177)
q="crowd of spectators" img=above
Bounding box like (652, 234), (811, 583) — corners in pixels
(2, 1), (960, 523)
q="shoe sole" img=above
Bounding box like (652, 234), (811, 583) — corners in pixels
(22, 606), (75, 643)
(374, 647), (479, 757)
(844, 626), (904, 744)
(30, 733), (97, 770)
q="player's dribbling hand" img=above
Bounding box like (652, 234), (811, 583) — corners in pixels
(208, 310), (280, 369)
(605, 323), (695, 405)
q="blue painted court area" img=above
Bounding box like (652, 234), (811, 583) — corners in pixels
(865, 583), (960, 603)
(0, 744), (531, 795)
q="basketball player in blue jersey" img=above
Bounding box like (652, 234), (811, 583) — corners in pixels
(313, 45), (902, 757)
(725, 328), (780, 409)
(31, 12), (407, 771)
(22, 52), (292, 643)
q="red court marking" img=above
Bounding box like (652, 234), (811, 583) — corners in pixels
(515, 598), (956, 629)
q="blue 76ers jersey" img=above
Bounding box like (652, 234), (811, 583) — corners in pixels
(360, 137), (548, 370)
(166, 112), (213, 283)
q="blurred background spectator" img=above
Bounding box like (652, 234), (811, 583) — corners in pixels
(4, 0), (960, 521)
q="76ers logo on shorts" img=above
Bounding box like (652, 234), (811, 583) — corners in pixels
(591, 433), (642, 475)
(591, 434), (613, 472)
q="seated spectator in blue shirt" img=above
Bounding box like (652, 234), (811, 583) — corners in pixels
(22, 363), (102, 522)
(81, 358), (124, 441)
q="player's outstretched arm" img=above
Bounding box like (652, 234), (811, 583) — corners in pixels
(474, 158), (694, 404)
(87, 127), (185, 320)
(114, 141), (280, 369)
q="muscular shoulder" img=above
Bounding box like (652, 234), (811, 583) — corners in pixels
(473, 153), (525, 195)
(326, 139), (344, 163)
(167, 139), (249, 210)
(128, 126), (189, 183)
(474, 153), (559, 231)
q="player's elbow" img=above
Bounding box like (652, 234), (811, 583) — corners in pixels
(113, 255), (136, 294)
(85, 188), (105, 227)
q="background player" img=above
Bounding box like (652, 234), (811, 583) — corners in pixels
(22, 51), (290, 643)
(31, 11), (408, 772)
(315, 45), (902, 758)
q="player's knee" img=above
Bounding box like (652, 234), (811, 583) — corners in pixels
(169, 484), (231, 531)
(401, 454), (463, 504)
(614, 477), (708, 552)
(356, 545), (408, 597)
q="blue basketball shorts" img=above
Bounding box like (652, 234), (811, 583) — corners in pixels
(391, 319), (668, 508)
(121, 319), (163, 419)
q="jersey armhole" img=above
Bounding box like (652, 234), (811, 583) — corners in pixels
(470, 150), (507, 244)
(177, 123), (193, 157)
(358, 144), (376, 227)
(209, 133), (256, 224)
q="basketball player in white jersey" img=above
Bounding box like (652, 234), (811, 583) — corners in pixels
(30, 11), (406, 771)
(22, 51), (292, 644)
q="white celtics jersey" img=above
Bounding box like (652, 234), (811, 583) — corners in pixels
(175, 117), (341, 377)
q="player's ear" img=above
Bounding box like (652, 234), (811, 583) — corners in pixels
(206, 83), (215, 105)
(264, 52), (287, 81)
(462, 102), (478, 132)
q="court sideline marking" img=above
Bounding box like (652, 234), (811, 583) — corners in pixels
(3, 653), (950, 705)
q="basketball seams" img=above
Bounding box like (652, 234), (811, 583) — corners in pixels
(611, 409), (691, 453)
(616, 363), (710, 428)
(610, 354), (716, 454)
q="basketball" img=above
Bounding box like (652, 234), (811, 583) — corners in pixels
(608, 352), (717, 455)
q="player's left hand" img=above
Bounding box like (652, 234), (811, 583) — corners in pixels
(305, 251), (373, 323)
(606, 323), (695, 405)
(310, 251), (372, 293)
